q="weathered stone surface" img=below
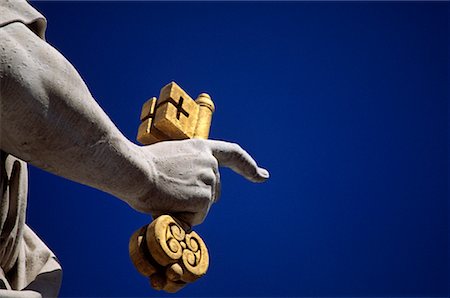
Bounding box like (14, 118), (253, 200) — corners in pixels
(0, 1), (269, 296)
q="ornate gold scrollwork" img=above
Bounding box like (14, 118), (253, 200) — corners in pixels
(129, 215), (209, 293)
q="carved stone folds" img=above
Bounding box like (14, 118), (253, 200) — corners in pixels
(129, 215), (209, 293)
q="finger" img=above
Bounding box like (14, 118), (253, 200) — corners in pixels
(213, 166), (221, 203)
(171, 209), (208, 228)
(151, 211), (194, 230)
(170, 213), (194, 231)
(208, 140), (270, 183)
(150, 184), (211, 223)
(197, 169), (220, 204)
(195, 155), (221, 203)
(171, 195), (212, 227)
(191, 202), (211, 226)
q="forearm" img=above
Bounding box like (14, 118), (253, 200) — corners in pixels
(0, 22), (153, 204)
(0, 22), (269, 226)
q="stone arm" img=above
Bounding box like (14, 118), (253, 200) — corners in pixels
(0, 22), (268, 226)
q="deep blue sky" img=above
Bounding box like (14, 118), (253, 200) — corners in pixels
(27, 1), (447, 297)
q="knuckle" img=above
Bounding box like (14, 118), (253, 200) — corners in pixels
(193, 190), (210, 211)
(208, 155), (219, 168)
(196, 186), (212, 202)
(202, 195), (211, 208)
(189, 138), (207, 149)
(200, 173), (216, 187)
(192, 213), (205, 226)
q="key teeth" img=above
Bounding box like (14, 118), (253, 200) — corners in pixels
(136, 82), (214, 145)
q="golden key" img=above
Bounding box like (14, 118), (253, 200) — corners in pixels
(129, 82), (214, 293)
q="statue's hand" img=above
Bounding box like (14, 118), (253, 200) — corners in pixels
(129, 139), (269, 226)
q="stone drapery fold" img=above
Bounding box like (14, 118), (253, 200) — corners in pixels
(0, 1), (62, 296)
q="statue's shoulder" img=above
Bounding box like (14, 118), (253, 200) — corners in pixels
(0, 0), (46, 40)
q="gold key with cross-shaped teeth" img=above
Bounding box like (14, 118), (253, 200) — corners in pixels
(137, 81), (214, 144)
(130, 82), (214, 293)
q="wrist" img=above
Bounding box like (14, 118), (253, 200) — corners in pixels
(114, 139), (157, 212)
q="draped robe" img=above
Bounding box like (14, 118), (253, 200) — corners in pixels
(0, 0), (62, 296)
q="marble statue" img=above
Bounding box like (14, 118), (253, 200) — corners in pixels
(0, 0), (269, 297)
